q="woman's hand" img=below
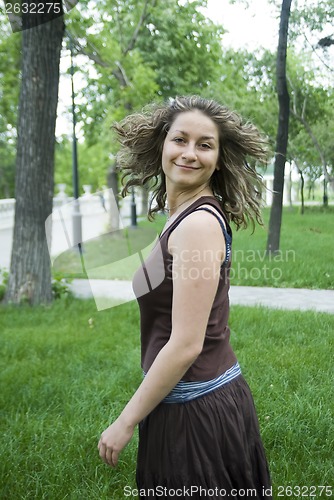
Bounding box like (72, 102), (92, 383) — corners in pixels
(98, 416), (134, 467)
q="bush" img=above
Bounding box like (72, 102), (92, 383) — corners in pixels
(51, 274), (73, 301)
(0, 268), (9, 302)
(0, 269), (73, 302)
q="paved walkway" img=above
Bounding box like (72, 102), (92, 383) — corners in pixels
(70, 279), (334, 314)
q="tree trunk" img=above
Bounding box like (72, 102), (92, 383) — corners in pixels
(5, 9), (64, 305)
(107, 161), (120, 231)
(287, 161), (293, 208)
(294, 159), (304, 215)
(266, 0), (292, 254)
(140, 184), (150, 216)
(300, 170), (305, 214)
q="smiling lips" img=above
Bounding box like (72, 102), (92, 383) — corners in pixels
(175, 163), (199, 170)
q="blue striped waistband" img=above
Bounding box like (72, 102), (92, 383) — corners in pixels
(163, 362), (241, 404)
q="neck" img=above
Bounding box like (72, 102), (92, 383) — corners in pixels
(166, 184), (213, 218)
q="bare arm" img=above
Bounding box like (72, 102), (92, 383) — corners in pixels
(98, 211), (225, 466)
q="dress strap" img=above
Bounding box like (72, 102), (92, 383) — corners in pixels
(193, 207), (232, 267)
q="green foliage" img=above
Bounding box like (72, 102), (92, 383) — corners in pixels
(0, 269), (73, 303)
(0, 131), (16, 198)
(51, 274), (73, 301)
(0, 268), (9, 302)
(287, 50), (331, 122)
(63, 0), (225, 146)
(64, 0), (163, 145)
(290, 0), (334, 36)
(54, 136), (72, 189)
(54, 0), (229, 188)
(135, 0), (224, 97)
(0, 25), (21, 128)
(204, 48), (278, 146)
(55, 136), (111, 194)
(0, 23), (21, 198)
(2, 0), (333, 200)
(286, 49), (334, 178)
(315, 114), (334, 172)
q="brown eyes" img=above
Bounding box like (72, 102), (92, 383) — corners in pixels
(172, 138), (212, 149)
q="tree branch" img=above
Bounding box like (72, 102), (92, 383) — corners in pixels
(65, 31), (132, 87)
(304, 33), (334, 73)
(113, 61), (133, 87)
(123, 0), (158, 56)
(66, 30), (110, 67)
(301, 97), (307, 120)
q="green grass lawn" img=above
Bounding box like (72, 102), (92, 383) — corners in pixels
(231, 206), (334, 289)
(1, 299), (333, 499)
(53, 206), (334, 290)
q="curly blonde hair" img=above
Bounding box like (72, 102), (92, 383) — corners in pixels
(113, 95), (268, 229)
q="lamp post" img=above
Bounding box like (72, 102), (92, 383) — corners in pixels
(130, 186), (137, 227)
(323, 177), (328, 207)
(69, 37), (83, 253)
(107, 155), (120, 231)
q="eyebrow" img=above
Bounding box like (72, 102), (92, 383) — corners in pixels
(171, 130), (217, 141)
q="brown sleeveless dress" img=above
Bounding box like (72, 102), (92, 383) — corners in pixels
(132, 196), (272, 499)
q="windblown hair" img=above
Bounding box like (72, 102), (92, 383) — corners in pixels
(113, 95), (268, 229)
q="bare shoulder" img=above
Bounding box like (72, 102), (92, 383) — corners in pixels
(168, 206), (226, 256)
(195, 203), (227, 230)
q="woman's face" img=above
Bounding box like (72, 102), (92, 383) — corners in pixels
(161, 110), (220, 189)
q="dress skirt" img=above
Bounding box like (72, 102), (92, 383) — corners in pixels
(136, 375), (272, 500)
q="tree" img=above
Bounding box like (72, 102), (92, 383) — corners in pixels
(204, 48), (279, 146)
(286, 51), (333, 204)
(55, 135), (110, 194)
(4, 7), (64, 304)
(290, 86), (331, 206)
(266, 0), (292, 254)
(63, 0), (225, 145)
(54, 0), (226, 215)
(134, 0), (224, 98)
(283, 45), (334, 208)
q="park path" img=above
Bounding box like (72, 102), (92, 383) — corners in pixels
(70, 279), (334, 314)
(2, 196), (334, 313)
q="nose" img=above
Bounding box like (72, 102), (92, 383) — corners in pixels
(181, 143), (197, 161)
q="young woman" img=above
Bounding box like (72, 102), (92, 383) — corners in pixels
(98, 96), (272, 499)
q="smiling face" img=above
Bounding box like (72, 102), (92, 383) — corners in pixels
(161, 110), (220, 190)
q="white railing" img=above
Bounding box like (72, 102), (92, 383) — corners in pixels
(0, 199), (16, 230)
(0, 188), (148, 269)
(0, 190), (146, 228)
(0, 198), (15, 212)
